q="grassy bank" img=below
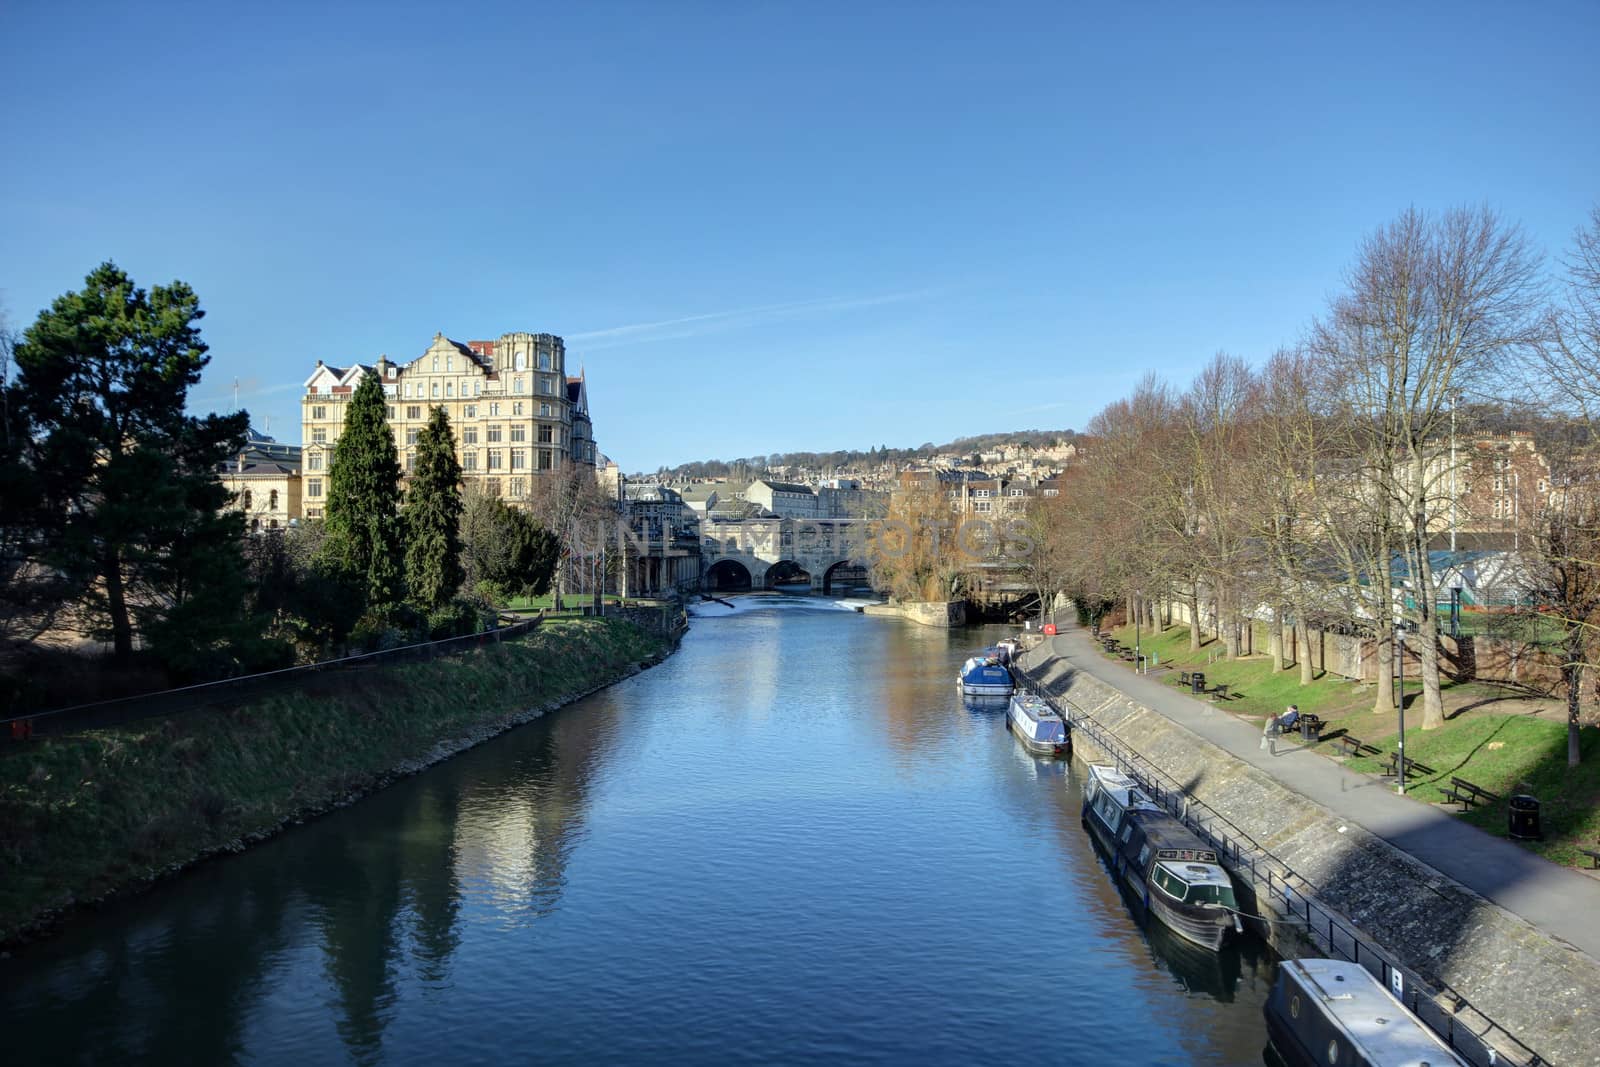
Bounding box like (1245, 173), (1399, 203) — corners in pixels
(0, 616), (671, 944)
(1108, 622), (1600, 865)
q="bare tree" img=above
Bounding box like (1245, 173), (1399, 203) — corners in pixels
(1317, 206), (1545, 728)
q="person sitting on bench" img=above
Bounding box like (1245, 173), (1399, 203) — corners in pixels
(1279, 704), (1300, 731)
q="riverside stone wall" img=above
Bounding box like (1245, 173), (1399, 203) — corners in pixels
(1022, 646), (1598, 1067)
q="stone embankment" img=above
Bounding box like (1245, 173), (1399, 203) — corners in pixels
(861, 600), (966, 627)
(1022, 644), (1598, 1067)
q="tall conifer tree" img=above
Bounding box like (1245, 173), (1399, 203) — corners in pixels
(403, 406), (465, 611)
(13, 262), (249, 663)
(322, 370), (403, 613)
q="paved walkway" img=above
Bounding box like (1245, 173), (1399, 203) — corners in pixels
(1031, 618), (1600, 964)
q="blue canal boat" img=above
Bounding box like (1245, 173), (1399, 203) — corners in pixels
(1082, 764), (1240, 951)
(1264, 959), (1467, 1067)
(1006, 692), (1069, 757)
(958, 652), (1013, 696)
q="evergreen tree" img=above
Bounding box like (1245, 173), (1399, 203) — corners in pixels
(462, 489), (560, 602)
(13, 263), (249, 663)
(322, 370), (404, 614)
(402, 406), (465, 611)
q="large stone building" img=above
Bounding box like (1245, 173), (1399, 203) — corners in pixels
(300, 332), (595, 519)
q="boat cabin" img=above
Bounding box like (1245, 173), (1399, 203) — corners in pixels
(1266, 959), (1467, 1067)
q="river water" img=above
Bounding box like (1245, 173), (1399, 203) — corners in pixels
(2, 599), (1277, 1065)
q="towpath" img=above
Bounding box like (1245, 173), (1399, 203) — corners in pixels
(1028, 616), (1600, 965)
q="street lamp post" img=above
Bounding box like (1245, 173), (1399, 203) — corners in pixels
(1395, 620), (1410, 794)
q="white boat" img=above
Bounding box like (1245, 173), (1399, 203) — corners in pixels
(1264, 958), (1468, 1067)
(957, 654), (1013, 696)
(1006, 693), (1069, 757)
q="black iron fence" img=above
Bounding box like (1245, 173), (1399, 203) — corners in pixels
(3, 617), (544, 741)
(1016, 667), (1546, 1067)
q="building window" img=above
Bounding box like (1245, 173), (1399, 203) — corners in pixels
(269, 489), (278, 510)
(447, 353), (454, 371)
(386, 365), (396, 379)
(974, 489), (990, 498)
(242, 490), (253, 510)
(487, 425), (502, 443)
(432, 355), (440, 371)
(514, 377), (524, 393)
(308, 479), (323, 498)
(463, 427), (478, 445)
(488, 449), (504, 469)
(510, 478), (525, 497)
(515, 352), (527, 371)
(308, 454), (323, 471)
(474, 381), (481, 396)
(446, 382), (453, 396)
(538, 450), (553, 470)
(407, 405), (421, 420)
(312, 405), (326, 420)
(511, 449), (527, 469)
(513, 401), (524, 416)
(489, 402), (500, 417)
(974, 500), (992, 513)
(463, 451), (478, 471)
(386, 405), (396, 420)
(486, 478), (501, 497)
(538, 424), (553, 443)
(431, 382), (440, 398)
(510, 425), (526, 442)
(464, 404), (476, 419)
(540, 402), (552, 417)
(539, 377), (553, 395)
(311, 429), (327, 444)
(406, 428), (419, 445)
(405, 451), (415, 472)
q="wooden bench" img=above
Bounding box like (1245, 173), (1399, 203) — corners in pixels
(1336, 735), (1381, 757)
(1578, 846), (1600, 870)
(1178, 671), (1192, 687)
(1210, 683), (1231, 701)
(1382, 751), (1435, 780)
(1443, 777), (1499, 809)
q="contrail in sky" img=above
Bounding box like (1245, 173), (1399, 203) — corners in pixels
(568, 289), (932, 347)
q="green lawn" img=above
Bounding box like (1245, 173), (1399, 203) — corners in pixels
(1105, 622), (1600, 866)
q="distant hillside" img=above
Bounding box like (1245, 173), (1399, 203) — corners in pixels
(637, 429), (1078, 480)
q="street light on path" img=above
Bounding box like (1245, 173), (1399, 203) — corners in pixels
(1395, 620), (1410, 794)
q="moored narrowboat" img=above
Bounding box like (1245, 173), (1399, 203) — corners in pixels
(1006, 692), (1069, 757)
(1082, 764), (1241, 951)
(1264, 958), (1468, 1067)
(957, 653), (1013, 696)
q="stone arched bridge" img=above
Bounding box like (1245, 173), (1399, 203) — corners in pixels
(701, 517), (871, 595)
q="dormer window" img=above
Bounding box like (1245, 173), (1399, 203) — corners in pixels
(386, 366), (396, 379)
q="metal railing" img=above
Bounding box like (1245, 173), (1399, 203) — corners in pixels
(1016, 666), (1545, 1067)
(2, 617), (544, 741)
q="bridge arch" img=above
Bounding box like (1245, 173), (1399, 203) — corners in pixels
(764, 559), (812, 590)
(706, 559), (753, 592)
(822, 560), (871, 596)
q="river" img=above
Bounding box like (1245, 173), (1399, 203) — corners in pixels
(1, 598), (1277, 1065)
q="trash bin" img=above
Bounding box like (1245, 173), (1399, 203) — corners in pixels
(1190, 671), (1205, 695)
(1509, 795), (1542, 840)
(1299, 718), (1319, 742)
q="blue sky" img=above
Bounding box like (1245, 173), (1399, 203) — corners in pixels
(3, 1), (1596, 471)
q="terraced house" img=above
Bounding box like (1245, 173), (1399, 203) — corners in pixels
(300, 332), (596, 519)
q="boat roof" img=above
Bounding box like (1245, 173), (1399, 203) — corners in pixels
(1156, 859), (1230, 885)
(1125, 808), (1213, 853)
(1012, 694), (1058, 718)
(1284, 959), (1466, 1065)
(1086, 764), (1158, 810)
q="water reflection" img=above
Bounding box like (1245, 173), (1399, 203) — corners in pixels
(1, 605), (1275, 1066)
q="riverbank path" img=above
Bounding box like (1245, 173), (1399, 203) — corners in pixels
(1030, 616), (1600, 965)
